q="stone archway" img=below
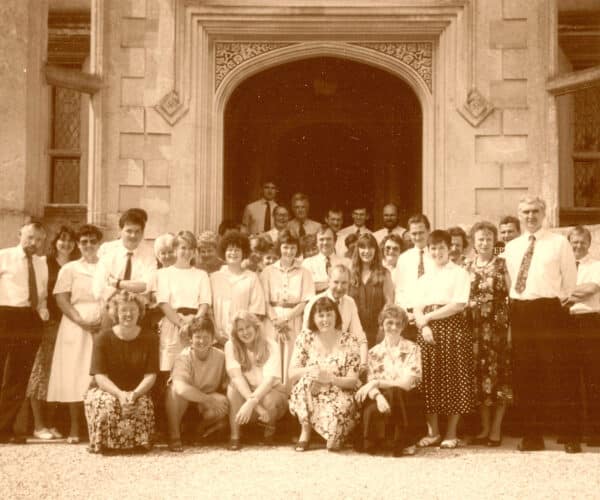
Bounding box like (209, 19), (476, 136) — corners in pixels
(223, 56), (423, 228)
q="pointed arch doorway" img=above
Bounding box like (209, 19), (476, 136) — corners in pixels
(224, 56), (422, 229)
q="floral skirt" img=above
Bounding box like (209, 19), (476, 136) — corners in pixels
(289, 375), (357, 446)
(26, 322), (59, 400)
(84, 388), (154, 452)
(418, 308), (475, 415)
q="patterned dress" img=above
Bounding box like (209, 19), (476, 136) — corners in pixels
(289, 330), (360, 447)
(466, 256), (513, 406)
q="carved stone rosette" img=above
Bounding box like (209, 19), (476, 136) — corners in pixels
(457, 87), (494, 127)
(352, 42), (433, 92)
(215, 42), (296, 90)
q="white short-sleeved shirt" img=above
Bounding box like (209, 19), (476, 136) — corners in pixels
(155, 266), (211, 310)
(414, 261), (471, 308)
(0, 245), (48, 309)
(242, 198), (278, 235)
(224, 339), (281, 387)
(393, 246), (434, 310)
(570, 254), (600, 314)
(335, 225), (371, 257)
(301, 253), (350, 288)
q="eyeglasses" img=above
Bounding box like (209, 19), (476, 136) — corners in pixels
(79, 239), (98, 245)
(384, 246), (401, 252)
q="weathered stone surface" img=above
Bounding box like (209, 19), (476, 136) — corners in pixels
(121, 78), (145, 106)
(141, 186), (170, 238)
(119, 107), (145, 133)
(489, 20), (528, 49)
(503, 109), (529, 135)
(503, 162), (531, 188)
(145, 107), (171, 134)
(145, 159), (169, 186)
(472, 163), (502, 188)
(144, 134), (171, 160)
(475, 109), (503, 136)
(490, 80), (528, 108)
(118, 185), (143, 211)
(121, 18), (147, 48)
(120, 133), (145, 159)
(121, 0), (146, 19)
(475, 136), (528, 163)
(118, 159), (144, 186)
(502, 49), (528, 79)
(475, 187), (528, 216)
(121, 48), (146, 77)
(502, 0), (528, 20)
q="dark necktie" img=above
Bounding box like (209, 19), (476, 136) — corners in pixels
(298, 223), (306, 238)
(123, 251), (133, 280)
(576, 260), (580, 270)
(264, 201), (271, 232)
(515, 235), (536, 294)
(355, 227), (361, 236)
(387, 228), (392, 235)
(26, 254), (38, 310)
(325, 255), (331, 275)
(417, 249), (425, 278)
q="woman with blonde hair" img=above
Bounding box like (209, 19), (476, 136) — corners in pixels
(224, 311), (288, 450)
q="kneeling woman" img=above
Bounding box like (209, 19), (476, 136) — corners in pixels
(84, 291), (158, 453)
(414, 230), (474, 449)
(355, 304), (422, 456)
(289, 297), (361, 451)
(225, 311), (288, 450)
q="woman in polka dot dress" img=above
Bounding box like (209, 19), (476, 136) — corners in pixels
(413, 230), (474, 449)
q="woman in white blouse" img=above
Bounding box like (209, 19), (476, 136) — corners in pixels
(261, 229), (315, 385)
(210, 231), (266, 346)
(413, 230), (474, 449)
(224, 311), (288, 450)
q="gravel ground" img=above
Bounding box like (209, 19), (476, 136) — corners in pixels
(1, 437), (599, 499)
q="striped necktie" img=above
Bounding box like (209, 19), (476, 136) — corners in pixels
(515, 235), (536, 294)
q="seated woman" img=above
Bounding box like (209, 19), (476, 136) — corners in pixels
(84, 291), (158, 454)
(165, 317), (229, 452)
(355, 304), (422, 456)
(413, 230), (474, 449)
(225, 311), (288, 450)
(289, 297), (361, 452)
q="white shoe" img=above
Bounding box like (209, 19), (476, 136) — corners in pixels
(48, 427), (63, 439)
(33, 428), (54, 440)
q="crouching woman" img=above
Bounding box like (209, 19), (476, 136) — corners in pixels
(84, 291), (158, 453)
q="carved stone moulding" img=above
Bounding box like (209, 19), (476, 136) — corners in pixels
(457, 88), (495, 127)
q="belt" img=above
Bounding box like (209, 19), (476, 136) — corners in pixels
(176, 307), (198, 315)
(270, 301), (299, 309)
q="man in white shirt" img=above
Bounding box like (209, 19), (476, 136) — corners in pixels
(263, 205), (289, 244)
(0, 222), (49, 443)
(372, 204), (406, 244)
(93, 209), (157, 315)
(324, 208), (344, 238)
(287, 193), (321, 239)
(504, 195), (578, 453)
(302, 226), (350, 293)
(393, 214), (433, 340)
(566, 225), (600, 446)
(335, 206), (372, 257)
(241, 179), (278, 235)
(302, 264), (367, 374)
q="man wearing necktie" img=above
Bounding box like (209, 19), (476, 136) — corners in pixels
(0, 222), (49, 443)
(372, 203), (407, 245)
(302, 226), (350, 293)
(335, 206), (372, 257)
(288, 192), (321, 239)
(241, 179), (278, 235)
(504, 196), (578, 453)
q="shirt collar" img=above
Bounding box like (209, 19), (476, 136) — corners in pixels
(274, 259), (300, 271)
(119, 240), (139, 256)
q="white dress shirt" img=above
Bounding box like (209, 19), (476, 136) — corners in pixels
(393, 246), (434, 311)
(372, 225), (407, 244)
(335, 225), (372, 257)
(301, 289), (366, 345)
(92, 240), (157, 301)
(301, 253), (351, 290)
(570, 254), (600, 314)
(242, 198), (278, 235)
(414, 261), (471, 308)
(0, 245), (48, 310)
(504, 229), (577, 301)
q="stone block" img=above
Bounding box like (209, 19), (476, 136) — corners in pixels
(145, 159), (169, 186)
(472, 163), (502, 188)
(475, 109), (503, 136)
(475, 136), (528, 163)
(118, 159), (144, 186)
(120, 133), (145, 159)
(119, 106), (144, 133)
(144, 134), (172, 160)
(503, 162), (531, 188)
(118, 185), (143, 211)
(145, 107), (171, 134)
(503, 109), (529, 135)
(121, 0), (146, 19)
(489, 20), (527, 49)
(503, 0), (528, 20)
(121, 48), (145, 77)
(502, 49), (528, 79)
(121, 18), (147, 48)
(141, 187), (170, 238)
(475, 187), (528, 216)
(121, 78), (145, 106)
(490, 80), (528, 108)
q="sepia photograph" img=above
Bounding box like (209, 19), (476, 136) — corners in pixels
(1, 0), (600, 498)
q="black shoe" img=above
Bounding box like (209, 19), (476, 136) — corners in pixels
(487, 437), (502, 447)
(564, 441), (582, 454)
(469, 436), (488, 446)
(517, 437), (545, 452)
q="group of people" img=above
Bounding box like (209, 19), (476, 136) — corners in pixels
(0, 183), (598, 457)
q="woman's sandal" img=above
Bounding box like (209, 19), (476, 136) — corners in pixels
(295, 440), (310, 452)
(66, 436), (80, 444)
(416, 434), (442, 447)
(228, 438), (241, 451)
(168, 439), (183, 452)
(439, 438), (460, 449)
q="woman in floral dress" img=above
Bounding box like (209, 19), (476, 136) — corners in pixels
(466, 221), (512, 447)
(289, 297), (360, 452)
